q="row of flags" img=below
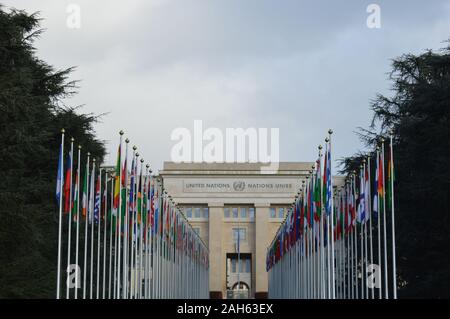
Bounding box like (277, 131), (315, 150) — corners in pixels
(267, 130), (397, 299)
(55, 130), (209, 299)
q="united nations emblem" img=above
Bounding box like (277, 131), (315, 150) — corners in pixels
(233, 181), (246, 191)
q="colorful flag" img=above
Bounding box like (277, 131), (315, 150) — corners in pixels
(387, 144), (395, 210)
(81, 165), (88, 219)
(93, 175), (100, 224)
(64, 150), (72, 213)
(72, 170), (79, 222)
(56, 144), (63, 204)
(113, 145), (121, 209)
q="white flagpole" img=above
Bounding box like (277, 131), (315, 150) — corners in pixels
(381, 138), (389, 299)
(376, 147), (382, 299)
(116, 130), (124, 299)
(102, 170), (108, 299)
(89, 158), (96, 299)
(96, 168), (102, 299)
(56, 128), (65, 299)
(389, 132), (397, 299)
(66, 138), (74, 299)
(367, 155), (374, 299)
(74, 145), (81, 299)
(83, 152), (90, 299)
(139, 158), (144, 299)
(108, 172), (114, 298)
(328, 130), (336, 299)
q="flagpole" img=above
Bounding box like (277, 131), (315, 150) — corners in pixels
(328, 130), (336, 299)
(375, 147), (382, 299)
(66, 137), (74, 299)
(139, 158), (145, 299)
(56, 128), (65, 299)
(83, 152), (90, 299)
(389, 131), (397, 299)
(108, 171), (114, 299)
(90, 158), (96, 299)
(96, 168), (102, 299)
(381, 138), (389, 299)
(367, 155), (374, 299)
(116, 130), (124, 299)
(102, 170), (108, 299)
(74, 145), (81, 299)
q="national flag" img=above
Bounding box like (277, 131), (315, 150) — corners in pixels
(64, 150), (72, 213)
(387, 144), (395, 210)
(377, 150), (384, 218)
(373, 155), (379, 218)
(81, 165), (88, 219)
(113, 145), (121, 209)
(88, 166), (95, 224)
(358, 168), (365, 223)
(313, 159), (321, 221)
(364, 162), (370, 223)
(56, 144), (63, 204)
(93, 175), (101, 224)
(72, 170), (79, 222)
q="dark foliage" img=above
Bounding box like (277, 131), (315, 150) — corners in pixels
(0, 6), (105, 298)
(340, 43), (450, 298)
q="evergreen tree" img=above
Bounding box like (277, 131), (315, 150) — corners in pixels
(0, 6), (105, 298)
(341, 43), (450, 298)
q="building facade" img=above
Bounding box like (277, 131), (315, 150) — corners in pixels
(159, 162), (313, 299)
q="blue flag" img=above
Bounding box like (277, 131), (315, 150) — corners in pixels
(56, 144), (63, 204)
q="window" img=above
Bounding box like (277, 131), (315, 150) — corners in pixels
(181, 205), (208, 219)
(270, 206), (289, 219)
(238, 259), (243, 273)
(270, 207), (276, 218)
(245, 259), (251, 273)
(232, 228), (246, 242)
(278, 207), (284, 218)
(249, 207), (255, 220)
(186, 207), (192, 218)
(231, 259), (236, 273)
(240, 207), (247, 218)
(224, 206), (255, 220)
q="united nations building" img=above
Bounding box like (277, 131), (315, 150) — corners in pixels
(160, 161), (313, 299)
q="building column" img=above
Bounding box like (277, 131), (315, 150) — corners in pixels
(254, 202), (270, 299)
(208, 202), (224, 299)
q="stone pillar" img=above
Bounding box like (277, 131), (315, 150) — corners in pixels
(208, 202), (224, 299)
(254, 202), (270, 299)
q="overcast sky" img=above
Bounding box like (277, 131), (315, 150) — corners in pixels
(3, 0), (450, 172)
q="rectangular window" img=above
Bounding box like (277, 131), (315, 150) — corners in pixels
(238, 259), (243, 273)
(270, 207), (276, 218)
(232, 207), (238, 218)
(249, 207), (255, 220)
(240, 207), (247, 218)
(278, 207), (284, 219)
(203, 207), (209, 218)
(232, 228), (246, 241)
(186, 207), (192, 218)
(224, 207), (230, 218)
(231, 259), (236, 273)
(194, 207), (201, 218)
(245, 259), (251, 273)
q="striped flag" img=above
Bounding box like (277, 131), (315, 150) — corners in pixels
(64, 151), (72, 213)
